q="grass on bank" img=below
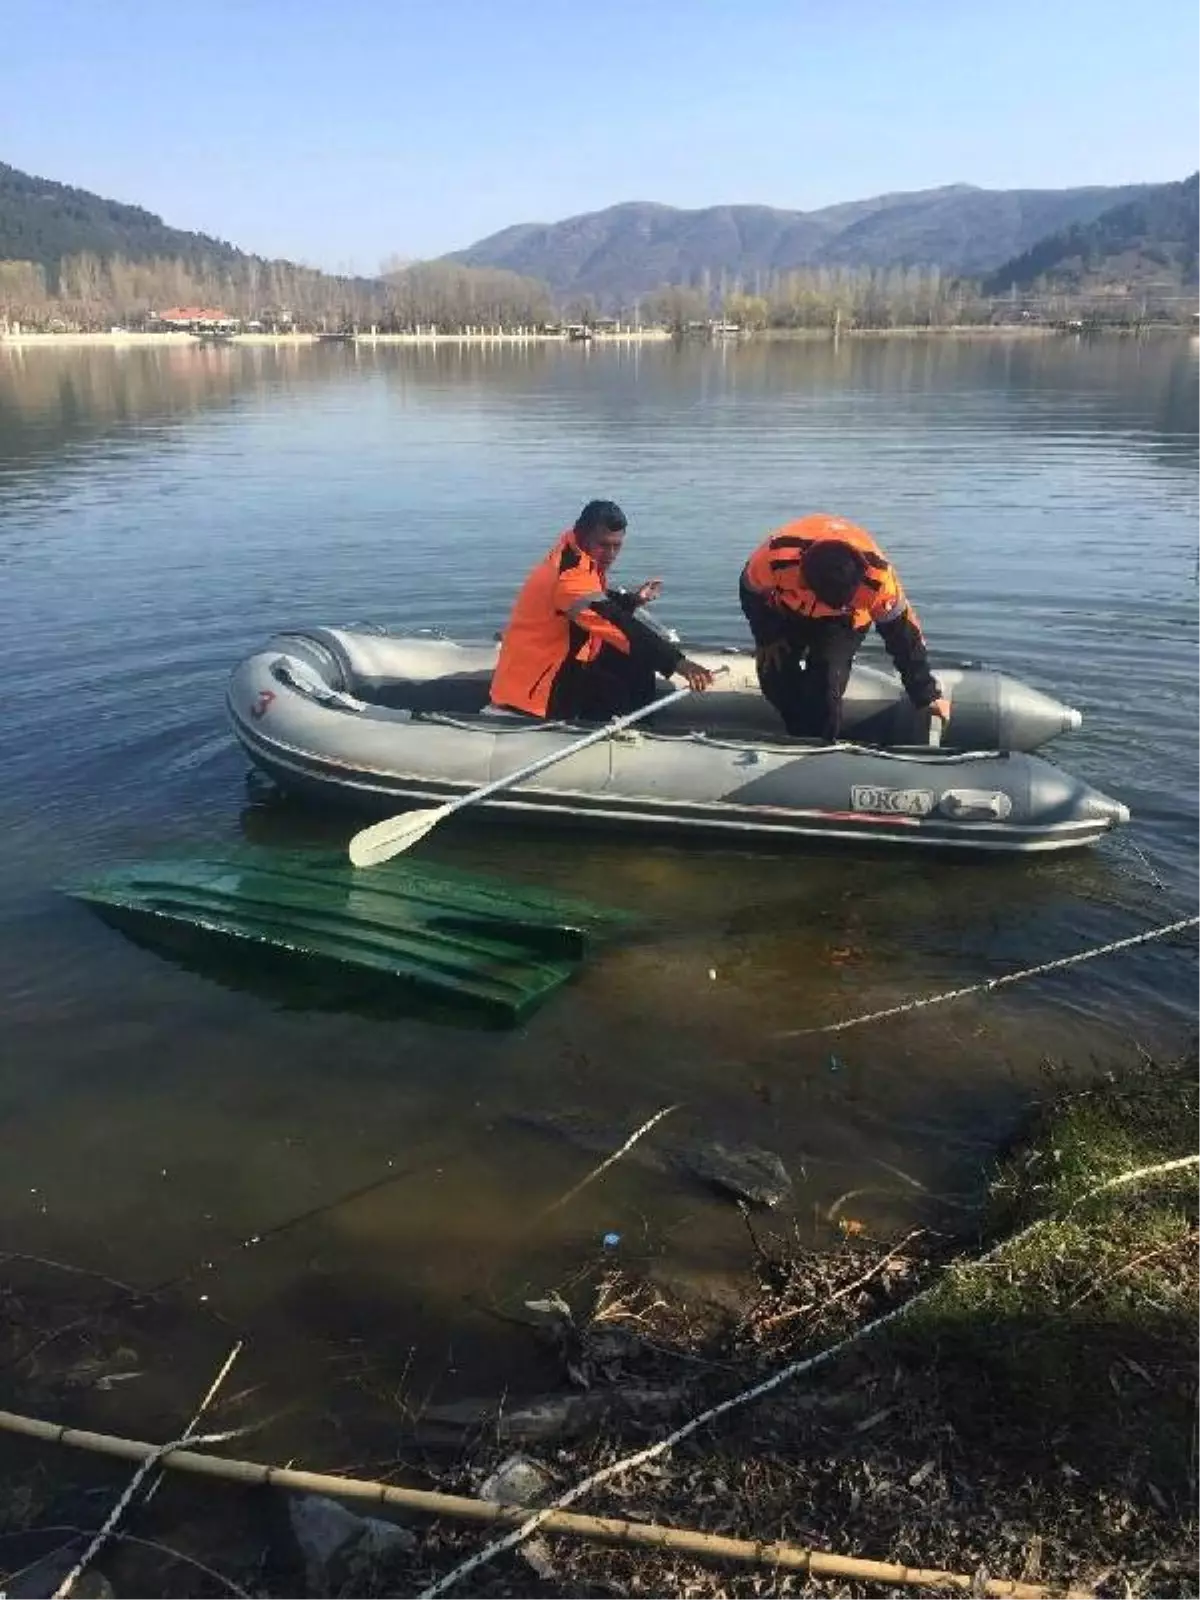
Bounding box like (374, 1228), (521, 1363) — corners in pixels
(901, 1052), (1198, 1476)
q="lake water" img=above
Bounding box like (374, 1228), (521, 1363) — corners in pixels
(1, 335), (1196, 1425)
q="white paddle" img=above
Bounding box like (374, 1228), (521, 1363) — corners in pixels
(347, 674), (722, 868)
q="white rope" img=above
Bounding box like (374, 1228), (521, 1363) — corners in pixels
(669, 734), (1003, 764)
(141, 1339), (242, 1508)
(420, 1152), (1199, 1598)
(776, 916), (1199, 1039)
(51, 1424), (249, 1599)
(1117, 835), (1168, 893)
(1068, 1153), (1199, 1212)
(428, 712), (1000, 763)
(534, 1105), (679, 1221)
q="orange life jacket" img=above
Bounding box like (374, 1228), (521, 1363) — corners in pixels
(741, 514), (917, 633)
(490, 530), (631, 717)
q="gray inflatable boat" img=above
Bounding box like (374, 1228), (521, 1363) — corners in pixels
(226, 627), (1130, 854)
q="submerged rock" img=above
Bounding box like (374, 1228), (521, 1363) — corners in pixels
(61, 1346), (141, 1391)
(682, 1140), (792, 1208)
(419, 1391), (593, 1442)
(289, 1490), (362, 1579)
(348, 1518), (417, 1563)
(420, 1385), (686, 1444)
(496, 1393), (598, 1441)
(512, 1108), (792, 1208)
(287, 1493), (416, 1594)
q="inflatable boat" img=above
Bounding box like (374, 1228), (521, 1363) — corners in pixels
(226, 627), (1130, 854)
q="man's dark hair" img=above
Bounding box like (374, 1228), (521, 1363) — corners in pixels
(801, 540), (866, 607)
(575, 500), (627, 538)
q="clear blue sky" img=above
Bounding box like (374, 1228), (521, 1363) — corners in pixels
(2, 0), (1196, 272)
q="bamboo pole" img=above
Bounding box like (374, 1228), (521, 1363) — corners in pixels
(0, 1409), (1060, 1598)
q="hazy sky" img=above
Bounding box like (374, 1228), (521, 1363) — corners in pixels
(3, 0), (1196, 272)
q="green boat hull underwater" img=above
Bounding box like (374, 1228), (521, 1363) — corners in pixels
(226, 627), (1130, 854)
(71, 850), (634, 1025)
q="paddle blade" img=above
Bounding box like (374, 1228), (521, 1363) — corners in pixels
(348, 805), (449, 868)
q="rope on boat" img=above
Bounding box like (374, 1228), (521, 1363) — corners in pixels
(691, 738), (1002, 762)
(776, 915), (1200, 1038)
(421, 709), (1005, 763)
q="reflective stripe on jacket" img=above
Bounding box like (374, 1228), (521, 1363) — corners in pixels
(741, 514), (913, 631)
(739, 514), (939, 708)
(491, 530), (680, 716)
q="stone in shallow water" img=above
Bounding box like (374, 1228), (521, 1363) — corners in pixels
(287, 1493), (416, 1594)
(420, 1386), (687, 1444)
(289, 1492), (365, 1567)
(512, 1108), (793, 1208)
(680, 1140), (793, 1207)
(479, 1452), (555, 1506)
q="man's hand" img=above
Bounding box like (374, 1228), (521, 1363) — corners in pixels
(755, 640), (791, 673)
(635, 578), (664, 606)
(929, 696), (951, 722)
(677, 658), (715, 692)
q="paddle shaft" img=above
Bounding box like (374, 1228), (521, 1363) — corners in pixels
(442, 680), (705, 818)
(347, 670), (728, 864)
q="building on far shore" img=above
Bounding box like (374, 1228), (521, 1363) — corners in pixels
(152, 306), (240, 332)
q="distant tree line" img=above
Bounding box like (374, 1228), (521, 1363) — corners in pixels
(0, 254), (1001, 333)
(0, 252), (379, 329)
(634, 265), (991, 331)
(377, 262), (554, 330)
(0, 250), (1192, 334)
(0, 252), (555, 332)
(624, 261), (1192, 331)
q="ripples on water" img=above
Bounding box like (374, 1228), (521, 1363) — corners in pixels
(0, 335), (1195, 1407)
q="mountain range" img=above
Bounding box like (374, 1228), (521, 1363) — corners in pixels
(446, 180), (1192, 300)
(982, 174), (1198, 293)
(1, 159), (1196, 309)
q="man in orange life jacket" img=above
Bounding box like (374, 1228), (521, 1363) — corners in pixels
(490, 500), (714, 721)
(739, 513), (950, 740)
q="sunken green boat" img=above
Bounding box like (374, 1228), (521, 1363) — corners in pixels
(70, 849), (633, 1025)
